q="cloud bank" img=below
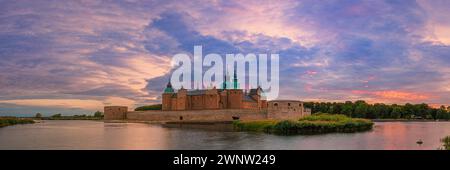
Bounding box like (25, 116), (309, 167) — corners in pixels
(0, 0), (449, 115)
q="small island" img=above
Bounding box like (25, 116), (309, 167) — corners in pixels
(0, 111), (105, 128)
(233, 113), (374, 135)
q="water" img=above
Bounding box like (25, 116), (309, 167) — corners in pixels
(0, 120), (449, 150)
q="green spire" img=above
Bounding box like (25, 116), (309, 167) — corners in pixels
(222, 73), (227, 89)
(233, 67), (238, 89)
(163, 80), (174, 93)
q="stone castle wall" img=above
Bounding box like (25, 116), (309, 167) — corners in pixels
(104, 107), (308, 122)
(104, 106), (128, 120)
(126, 109), (267, 122)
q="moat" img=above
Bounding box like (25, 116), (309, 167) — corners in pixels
(1, 120), (450, 150)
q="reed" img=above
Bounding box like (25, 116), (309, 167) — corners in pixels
(0, 117), (35, 128)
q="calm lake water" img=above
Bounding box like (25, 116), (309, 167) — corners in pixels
(0, 120), (449, 150)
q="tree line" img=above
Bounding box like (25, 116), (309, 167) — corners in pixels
(34, 111), (104, 119)
(304, 100), (450, 120)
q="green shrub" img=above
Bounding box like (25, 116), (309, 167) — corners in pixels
(233, 113), (374, 135)
(233, 120), (277, 133)
(94, 111), (103, 117)
(273, 120), (298, 134)
(440, 136), (450, 150)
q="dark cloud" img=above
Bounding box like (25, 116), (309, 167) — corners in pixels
(146, 11), (240, 55)
(68, 84), (142, 100)
(0, 0), (449, 116)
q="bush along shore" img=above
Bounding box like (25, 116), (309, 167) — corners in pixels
(35, 111), (104, 120)
(440, 136), (450, 150)
(233, 113), (374, 135)
(0, 117), (35, 128)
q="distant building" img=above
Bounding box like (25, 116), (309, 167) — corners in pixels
(162, 68), (267, 111)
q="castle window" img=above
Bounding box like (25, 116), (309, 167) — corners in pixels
(179, 116), (183, 120)
(288, 103), (291, 106)
(274, 103), (278, 107)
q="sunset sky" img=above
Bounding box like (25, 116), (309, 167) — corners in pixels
(1, 0), (449, 116)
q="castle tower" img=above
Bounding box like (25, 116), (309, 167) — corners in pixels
(233, 67), (238, 89)
(254, 86), (262, 109)
(228, 67), (243, 108)
(162, 80), (174, 111)
(228, 89), (243, 109)
(222, 70), (232, 89)
(220, 89), (228, 109)
(205, 86), (220, 109)
(257, 86), (268, 109)
(176, 87), (187, 110)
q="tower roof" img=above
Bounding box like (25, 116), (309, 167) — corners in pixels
(233, 66), (238, 89)
(163, 80), (174, 93)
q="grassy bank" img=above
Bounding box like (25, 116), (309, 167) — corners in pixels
(134, 104), (162, 111)
(0, 117), (35, 128)
(233, 113), (374, 135)
(440, 136), (450, 150)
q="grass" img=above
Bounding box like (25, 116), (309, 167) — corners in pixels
(233, 113), (374, 135)
(0, 117), (35, 128)
(135, 104), (162, 111)
(232, 120), (278, 133)
(440, 136), (450, 150)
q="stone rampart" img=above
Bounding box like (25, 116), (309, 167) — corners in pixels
(126, 109), (267, 122)
(105, 107), (308, 122)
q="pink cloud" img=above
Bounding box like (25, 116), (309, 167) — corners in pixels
(351, 90), (431, 101)
(305, 70), (318, 77)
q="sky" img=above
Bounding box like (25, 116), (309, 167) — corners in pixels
(0, 0), (449, 116)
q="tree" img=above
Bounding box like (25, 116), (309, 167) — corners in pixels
(134, 104), (162, 111)
(300, 101), (439, 119)
(353, 100), (368, 118)
(51, 113), (62, 118)
(341, 101), (354, 117)
(35, 113), (42, 118)
(436, 106), (449, 120)
(94, 111), (103, 117)
(391, 106), (403, 119)
(415, 103), (429, 118)
(403, 103), (414, 119)
(352, 103), (368, 118)
(329, 103), (342, 114)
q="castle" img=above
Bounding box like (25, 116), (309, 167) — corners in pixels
(104, 68), (311, 122)
(162, 68), (267, 111)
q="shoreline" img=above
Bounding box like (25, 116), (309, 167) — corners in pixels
(103, 119), (450, 124)
(372, 119), (449, 122)
(0, 117), (35, 128)
(5, 118), (450, 125)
